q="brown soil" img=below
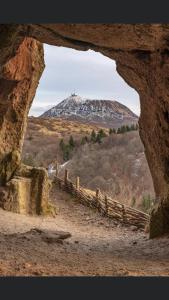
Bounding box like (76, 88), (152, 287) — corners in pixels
(0, 186), (169, 276)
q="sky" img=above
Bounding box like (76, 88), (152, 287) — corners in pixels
(29, 44), (140, 117)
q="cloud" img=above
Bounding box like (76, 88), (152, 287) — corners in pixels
(30, 44), (140, 117)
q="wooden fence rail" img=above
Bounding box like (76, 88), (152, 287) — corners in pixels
(53, 169), (149, 230)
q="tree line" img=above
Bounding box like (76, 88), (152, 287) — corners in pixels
(59, 123), (139, 161)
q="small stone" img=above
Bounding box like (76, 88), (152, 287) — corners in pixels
(38, 229), (71, 244)
(132, 241), (137, 245)
(74, 240), (79, 244)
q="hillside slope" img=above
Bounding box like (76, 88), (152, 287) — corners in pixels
(58, 131), (155, 210)
(22, 117), (154, 211)
(22, 116), (108, 167)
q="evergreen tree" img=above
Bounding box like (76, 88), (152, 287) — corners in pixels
(81, 137), (86, 145)
(125, 125), (130, 132)
(109, 128), (113, 135)
(69, 135), (75, 148)
(81, 136), (88, 145)
(91, 130), (96, 142)
(112, 128), (116, 134)
(120, 125), (126, 133)
(117, 127), (121, 134)
(98, 128), (107, 138)
(96, 133), (102, 144)
(59, 138), (65, 150)
(84, 136), (89, 143)
(130, 124), (136, 131)
(63, 144), (71, 161)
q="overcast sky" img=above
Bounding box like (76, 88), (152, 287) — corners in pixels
(29, 44), (140, 117)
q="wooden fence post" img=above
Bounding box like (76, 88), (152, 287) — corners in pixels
(96, 188), (100, 198)
(105, 195), (108, 215)
(95, 188), (100, 209)
(64, 169), (69, 183)
(76, 176), (80, 190)
(55, 161), (59, 177)
(122, 204), (126, 223)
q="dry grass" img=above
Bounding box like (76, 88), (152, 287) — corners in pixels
(22, 117), (107, 167)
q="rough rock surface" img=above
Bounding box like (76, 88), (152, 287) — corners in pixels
(1, 24), (169, 236)
(0, 164), (55, 216)
(0, 35), (44, 183)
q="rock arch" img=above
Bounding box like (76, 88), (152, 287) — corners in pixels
(1, 24), (169, 237)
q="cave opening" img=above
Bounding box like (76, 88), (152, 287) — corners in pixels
(21, 43), (154, 215)
(2, 25), (169, 275)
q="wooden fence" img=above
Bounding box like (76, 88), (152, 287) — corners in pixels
(53, 169), (149, 230)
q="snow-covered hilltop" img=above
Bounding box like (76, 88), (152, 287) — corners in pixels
(40, 94), (138, 128)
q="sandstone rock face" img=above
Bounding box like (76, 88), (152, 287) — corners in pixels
(0, 34), (44, 184)
(1, 24), (169, 236)
(0, 164), (55, 216)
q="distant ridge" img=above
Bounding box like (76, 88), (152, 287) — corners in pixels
(40, 94), (138, 128)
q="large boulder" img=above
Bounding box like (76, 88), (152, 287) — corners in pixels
(0, 164), (56, 216)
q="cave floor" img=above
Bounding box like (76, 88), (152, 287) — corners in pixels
(0, 186), (169, 276)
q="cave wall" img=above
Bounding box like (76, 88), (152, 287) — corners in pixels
(1, 24), (169, 236)
(0, 33), (44, 184)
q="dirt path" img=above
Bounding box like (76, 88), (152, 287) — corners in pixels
(0, 186), (169, 276)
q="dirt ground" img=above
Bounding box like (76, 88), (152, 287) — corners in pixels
(0, 186), (169, 276)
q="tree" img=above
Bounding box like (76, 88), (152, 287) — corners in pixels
(96, 133), (102, 144)
(69, 135), (75, 148)
(117, 127), (121, 134)
(98, 129), (107, 138)
(91, 130), (96, 142)
(109, 128), (113, 135)
(130, 124), (136, 131)
(112, 128), (116, 134)
(81, 136), (89, 145)
(120, 125), (126, 133)
(125, 125), (130, 132)
(63, 145), (71, 161)
(59, 138), (65, 150)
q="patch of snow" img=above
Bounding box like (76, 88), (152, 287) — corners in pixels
(40, 94), (138, 123)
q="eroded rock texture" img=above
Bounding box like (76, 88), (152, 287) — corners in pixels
(1, 24), (169, 236)
(0, 164), (55, 216)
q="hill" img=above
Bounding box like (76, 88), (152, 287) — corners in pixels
(40, 94), (138, 128)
